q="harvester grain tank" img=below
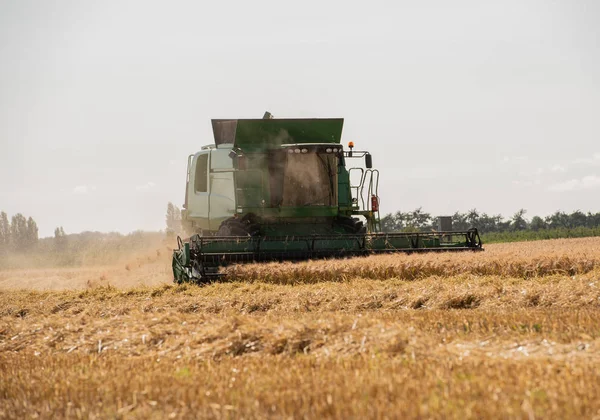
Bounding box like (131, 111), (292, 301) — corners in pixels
(172, 113), (482, 283)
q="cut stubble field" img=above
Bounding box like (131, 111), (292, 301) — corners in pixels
(1, 237), (600, 418)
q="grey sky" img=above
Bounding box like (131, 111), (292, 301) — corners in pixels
(1, 0), (598, 237)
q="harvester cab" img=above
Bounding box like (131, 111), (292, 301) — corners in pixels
(173, 113), (482, 283)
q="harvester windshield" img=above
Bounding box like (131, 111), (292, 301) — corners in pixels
(281, 152), (337, 207)
(264, 149), (338, 208)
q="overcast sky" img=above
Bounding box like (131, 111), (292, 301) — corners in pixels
(1, 0), (598, 237)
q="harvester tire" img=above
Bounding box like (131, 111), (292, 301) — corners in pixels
(217, 216), (260, 237)
(337, 217), (367, 234)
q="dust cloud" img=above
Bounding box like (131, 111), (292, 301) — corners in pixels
(0, 237), (174, 291)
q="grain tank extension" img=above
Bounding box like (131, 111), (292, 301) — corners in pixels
(172, 113), (482, 283)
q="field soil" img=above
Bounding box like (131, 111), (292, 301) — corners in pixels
(1, 237), (600, 418)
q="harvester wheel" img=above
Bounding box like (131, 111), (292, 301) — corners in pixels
(217, 216), (260, 237)
(337, 217), (367, 234)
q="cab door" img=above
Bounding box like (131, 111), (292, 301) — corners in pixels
(208, 148), (236, 230)
(186, 152), (210, 230)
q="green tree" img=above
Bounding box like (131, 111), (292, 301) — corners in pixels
(452, 211), (469, 231)
(380, 213), (396, 232)
(393, 211), (408, 230)
(26, 217), (38, 246)
(166, 202), (182, 236)
(466, 209), (480, 227)
(478, 213), (503, 233)
(0, 211), (9, 251)
(586, 212), (600, 228)
(405, 207), (431, 230)
(529, 216), (546, 231)
(569, 210), (587, 228)
(381, 211), (410, 232)
(511, 209), (528, 231)
(54, 226), (67, 250)
(545, 211), (569, 229)
(10, 213), (28, 251)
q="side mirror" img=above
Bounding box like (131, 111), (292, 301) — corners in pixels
(365, 153), (373, 169)
(229, 148), (246, 170)
(228, 150), (239, 168)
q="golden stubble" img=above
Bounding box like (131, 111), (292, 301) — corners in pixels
(1, 236), (600, 418)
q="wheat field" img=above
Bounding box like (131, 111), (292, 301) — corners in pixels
(1, 237), (600, 419)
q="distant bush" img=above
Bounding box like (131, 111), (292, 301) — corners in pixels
(381, 208), (600, 233)
(481, 227), (600, 244)
(380, 208), (600, 244)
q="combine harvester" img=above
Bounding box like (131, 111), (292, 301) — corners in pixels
(172, 113), (482, 283)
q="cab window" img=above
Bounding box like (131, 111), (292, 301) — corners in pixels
(194, 154), (208, 193)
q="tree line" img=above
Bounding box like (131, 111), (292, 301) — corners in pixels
(380, 208), (600, 233)
(165, 202), (182, 237)
(0, 211), (39, 252)
(0, 211), (71, 253)
(165, 201), (600, 237)
(4, 205), (598, 255)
